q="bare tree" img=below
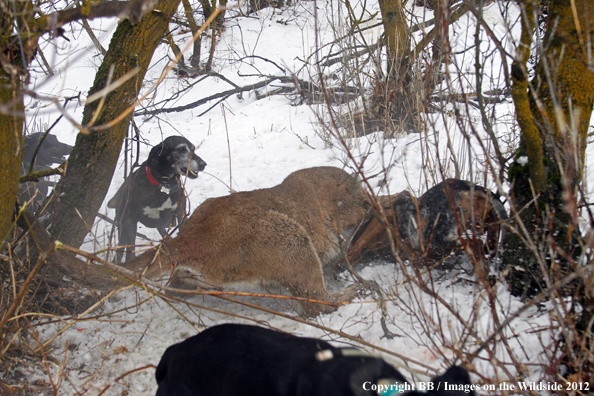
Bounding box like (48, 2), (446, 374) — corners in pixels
(0, 0), (161, 247)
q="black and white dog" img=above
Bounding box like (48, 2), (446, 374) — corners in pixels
(349, 179), (507, 264)
(20, 132), (73, 202)
(155, 323), (475, 396)
(108, 136), (206, 262)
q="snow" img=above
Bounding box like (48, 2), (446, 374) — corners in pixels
(517, 156), (529, 166)
(17, 0), (593, 394)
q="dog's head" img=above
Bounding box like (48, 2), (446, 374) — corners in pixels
(22, 132), (73, 171)
(149, 136), (206, 181)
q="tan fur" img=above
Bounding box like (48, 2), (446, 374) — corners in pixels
(40, 167), (369, 317)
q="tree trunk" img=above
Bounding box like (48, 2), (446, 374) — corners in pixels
(431, 0), (450, 65)
(504, 0), (594, 297)
(378, 0), (410, 78)
(373, 0), (420, 133)
(182, 0), (202, 67)
(0, 74), (23, 248)
(48, 0), (182, 248)
(0, 0), (37, 248)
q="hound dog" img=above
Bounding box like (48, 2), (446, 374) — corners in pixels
(108, 136), (206, 262)
(349, 179), (507, 264)
(155, 323), (475, 396)
(20, 132), (73, 203)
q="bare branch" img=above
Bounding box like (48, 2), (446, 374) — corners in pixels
(47, 0), (161, 31)
(19, 162), (67, 183)
(134, 77), (284, 116)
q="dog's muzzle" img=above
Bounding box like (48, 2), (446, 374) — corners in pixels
(182, 156), (206, 179)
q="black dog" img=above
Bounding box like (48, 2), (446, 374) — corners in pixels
(20, 132), (73, 202)
(22, 132), (73, 172)
(155, 323), (475, 396)
(349, 179), (507, 264)
(108, 136), (206, 262)
(411, 179), (507, 260)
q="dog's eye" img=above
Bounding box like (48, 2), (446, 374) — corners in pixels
(177, 146), (187, 152)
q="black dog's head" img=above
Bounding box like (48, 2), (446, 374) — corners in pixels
(147, 136), (206, 181)
(22, 132), (72, 171)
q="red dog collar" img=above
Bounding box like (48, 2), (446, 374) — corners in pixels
(145, 166), (159, 186)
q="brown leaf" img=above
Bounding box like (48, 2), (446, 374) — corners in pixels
(112, 346), (129, 354)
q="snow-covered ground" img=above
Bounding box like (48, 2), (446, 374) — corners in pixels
(17, 0), (593, 394)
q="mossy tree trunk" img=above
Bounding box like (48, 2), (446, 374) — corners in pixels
(504, 0), (594, 297)
(0, 0), (38, 247)
(48, 0), (182, 247)
(0, 75), (23, 248)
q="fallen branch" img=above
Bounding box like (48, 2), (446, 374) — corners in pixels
(134, 77), (284, 116)
(428, 89), (512, 109)
(134, 75), (360, 116)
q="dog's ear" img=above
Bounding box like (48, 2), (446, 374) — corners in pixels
(155, 344), (174, 385)
(430, 366), (475, 396)
(155, 344), (198, 396)
(149, 142), (166, 159)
